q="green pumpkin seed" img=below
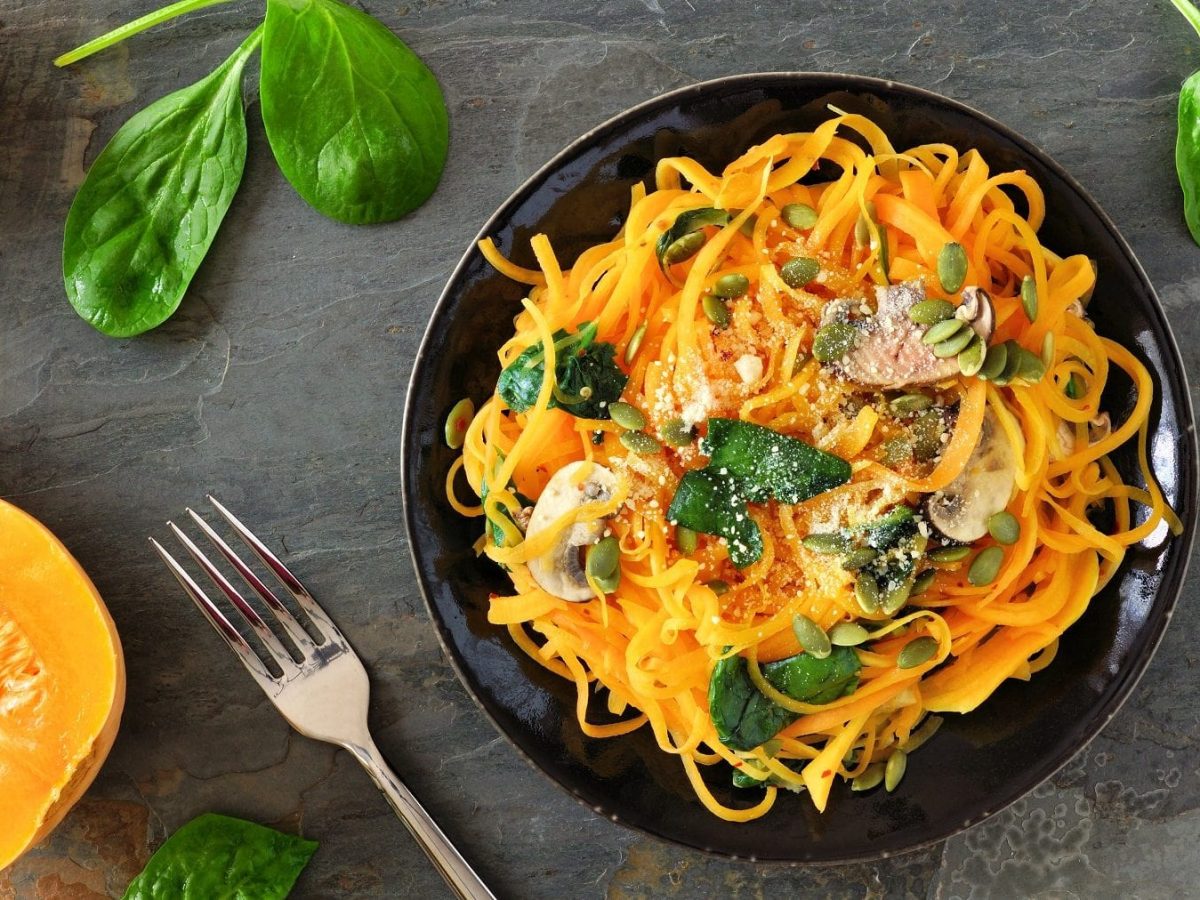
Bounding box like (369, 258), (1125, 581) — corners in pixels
(841, 547), (879, 571)
(830, 622), (871, 647)
(586, 536), (620, 580)
(889, 393), (934, 415)
(625, 322), (647, 364)
(608, 401), (646, 431)
(978, 339), (1008, 381)
(911, 568), (936, 596)
(932, 326), (975, 358)
(780, 256), (821, 288)
(676, 525), (698, 555)
(802, 532), (851, 554)
(702, 293), (731, 328)
(901, 715), (944, 753)
(855, 572), (881, 613)
(1066, 373), (1084, 399)
(1016, 347), (1046, 383)
(594, 568), (621, 594)
(706, 579), (730, 595)
(882, 579), (912, 615)
(987, 511), (1020, 545)
(660, 418), (694, 447)
(968, 546), (1004, 585)
(884, 749), (908, 792)
(1020, 274), (1038, 322)
(911, 409), (944, 462)
(782, 202), (819, 229)
(937, 242), (968, 293)
(792, 614), (832, 659)
(928, 545), (971, 564)
(993, 340), (1024, 385)
(897, 635), (939, 669)
(1041, 331), (1055, 369)
(921, 317), (966, 345)
(854, 208), (872, 249)
(619, 430), (661, 455)
(738, 212), (758, 237)
(957, 336), (986, 377)
(881, 437), (912, 466)
(874, 223), (891, 282)
(662, 230), (706, 266)
(444, 397), (474, 450)
(714, 273), (750, 299)
(851, 762), (885, 791)
(908, 299), (956, 326)
(812, 322), (858, 362)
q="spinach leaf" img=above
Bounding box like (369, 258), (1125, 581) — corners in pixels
(62, 27), (260, 337)
(666, 469), (763, 569)
(496, 323), (627, 419)
(848, 505), (922, 591)
(122, 813), (316, 899)
(708, 648), (861, 751)
(1174, 1), (1200, 245)
(260, 0), (449, 224)
(702, 418), (852, 504)
(655, 207), (731, 270)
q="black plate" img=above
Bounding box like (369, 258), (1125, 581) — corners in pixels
(401, 73), (1198, 862)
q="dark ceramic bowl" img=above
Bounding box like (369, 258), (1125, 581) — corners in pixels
(401, 73), (1197, 862)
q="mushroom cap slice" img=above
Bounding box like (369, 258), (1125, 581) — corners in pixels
(822, 281), (995, 390)
(925, 408), (1017, 543)
(526, 461), (619, 601)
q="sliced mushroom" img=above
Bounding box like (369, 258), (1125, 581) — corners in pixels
(821, 280), (995, 390)
(925, 408), (1017, 543)
(526, 461), (618, 601)
(1055, 412), (1111, 456)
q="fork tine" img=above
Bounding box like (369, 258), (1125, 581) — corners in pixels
(185, 508), (316, 655)
(167, 521), (298, 673)
(206, 495), (347, 646)
(150, 538), (276, 685)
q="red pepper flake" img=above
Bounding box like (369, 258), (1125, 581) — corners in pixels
(822, 769), (832, 779)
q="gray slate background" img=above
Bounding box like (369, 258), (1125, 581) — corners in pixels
(2, 0), (1199, 897)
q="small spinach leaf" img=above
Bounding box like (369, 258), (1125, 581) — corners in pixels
(496, 324), (627, 419)
(260, 0), (449, 224)
(122, 813), (316, 900)
(62, 26), (260, 337)
(1173, 0), (1200, 244)
(701, 418), (852, 504)
(666, 469), (763, 568)
(708, 648), (861, 751)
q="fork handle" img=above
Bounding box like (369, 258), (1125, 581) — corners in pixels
(345, 739), (497, 900)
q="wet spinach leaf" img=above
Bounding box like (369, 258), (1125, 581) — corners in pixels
(666, 469), (763, 568)
(497, 323), (627, 419)
(702, 418), (852, 504)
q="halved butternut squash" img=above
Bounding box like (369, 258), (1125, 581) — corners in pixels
(0, 498), (124, 870)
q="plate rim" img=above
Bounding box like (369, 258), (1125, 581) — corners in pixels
(400, 70), (1199, 864)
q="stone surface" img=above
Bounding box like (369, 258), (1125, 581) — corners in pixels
(1, 1), (1199, 897)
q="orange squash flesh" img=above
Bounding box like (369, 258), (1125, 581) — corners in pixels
(0, 498), (125, 871)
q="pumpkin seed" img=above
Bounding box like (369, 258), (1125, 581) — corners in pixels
(594, 568), (621, 594)
(987, 511), (1020, 545)
(854, 205), (873, 248)
(921, 317), (966, 345)
(780, 256), (820, 288)
(937, 242), (968, 293)
(782, 202), (819, 229)
(660, 418), (694, 447)
(968, 546), (1004, 585)
(706, 579), (730, 595)
(882, 579), (912, 615)
(928, 545), (970, 563)
(851, 762), (885, 791)
(855, 572), (881, 613)
(830, 622), (871, 647)
(978, 339), (1008, 381)
(802, 532), (851, 554)
(444, 397), (474, 449)
(889, 393), (934, 415)
(714, 273), (751, 299)
(841, 547), (879, 571)
(619, 430), (661, 455)
(586, 536), (620, 580)
(675, 525), (698, 555)
(911, 409), (944, 462)
(881, 436), (912, 466)
(625, 322), (647, 364)
(911, 568), (936, 596)
(662, 230), (705, 266)
(901, 715), (944, 753)
(608, 401), (646, 431)
(1016, 347), (1046, 383)
(812, 321), (858, 362)
(931, 326), (975, 358)
(875, 223), (891, 282)
(897, 635), (939, 669)
(1041, 331), (1055, 369)
(702, 293), (731, 328)
(1066, 373), (1084, 399)
(738, 213), (757, 236)
(792, 614), (832, 659)
(884, 749), (908, 792)
(1020, 274), (1038, 322)
(908, 299), (956, 326)
(957, 336), (986, 377)
(993, 340), (1024, 385)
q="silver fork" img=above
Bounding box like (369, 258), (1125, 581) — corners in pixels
(151, 496), (495, 900)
